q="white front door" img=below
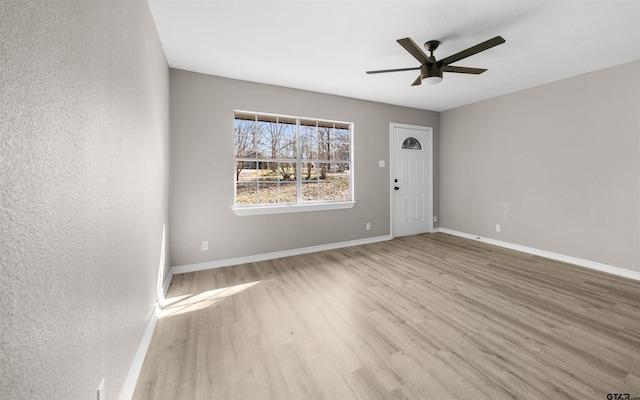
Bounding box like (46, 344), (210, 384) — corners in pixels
(391, 124), (432, 237)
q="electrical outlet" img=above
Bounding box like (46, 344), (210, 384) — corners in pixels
(97, 378), (105, 400)
(202, 241), (209, 251)
(378, 160), (385, 168)
(433, 216), (438, 222)
(366, 222), (371, 230)
(496, 225), (501, 233)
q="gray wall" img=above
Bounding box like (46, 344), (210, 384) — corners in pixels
(0, 1), (169, 398)
(170, 69), (439, 267)
(440, 60), (640, 273)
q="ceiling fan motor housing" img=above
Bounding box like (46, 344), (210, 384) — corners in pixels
(421, 63), (443, 79)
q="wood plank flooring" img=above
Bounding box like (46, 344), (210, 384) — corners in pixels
(133, 233), (640, 399)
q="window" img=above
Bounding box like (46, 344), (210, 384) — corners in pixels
(401, 137), (422, 150)
(234, 111), (354, 215)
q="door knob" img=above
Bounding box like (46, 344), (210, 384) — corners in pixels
(394, 186), (400, 190)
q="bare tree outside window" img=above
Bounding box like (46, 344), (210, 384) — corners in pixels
(234, 119), (254, 181)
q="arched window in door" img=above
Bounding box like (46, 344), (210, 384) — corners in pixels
(401, 137), (422, 150)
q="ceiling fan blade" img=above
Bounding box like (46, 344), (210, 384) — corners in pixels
(366, 66), (421, 74)
(411, 76), (422, 86)
(443, 66), (487, 74)
(439, 36), (505, 66)
(397, 37), (432, 65)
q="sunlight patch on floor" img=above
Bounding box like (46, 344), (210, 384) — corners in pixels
(159, 281), (261, 318)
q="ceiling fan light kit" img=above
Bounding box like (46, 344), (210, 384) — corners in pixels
(423, 76), (443, 85)
(366, 35), (505, 87)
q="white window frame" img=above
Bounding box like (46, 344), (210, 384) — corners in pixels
(233, 110), (356, 216)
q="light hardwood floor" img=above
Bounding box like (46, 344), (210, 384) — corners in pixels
(133, 233), (640, 399)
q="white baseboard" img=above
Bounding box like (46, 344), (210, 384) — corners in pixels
(118, 305), (159, 400)
(158, 268), (174, 307)
(439, 228), (640, 282)
(117, 267), (180, 398)
(171, 235), (393, 275)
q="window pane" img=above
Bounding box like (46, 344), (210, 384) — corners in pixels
(302, 181), (319, 201)
(279, 121), (297, 159)
(316, 127), (330, 161)
(236, 182), (257, 204)
(238, 163), (259, 181)
(301, 162), (318, 181)
(316, 141), (330, 162)
(256, 120), (276, 158)
(235, 117), (256, 160)
(318, 179), (335, 201)
(257, 167), (278, 182)
(257, 181), (279, 204)
(317, 162), (331, 180)
(278, 161), (296, 181)
(300, 124), (316, 160)
(331, 141), (350, 161)
(301, 141), (316, 161)
(278, 181), (297, 203)
(317, 126), (330, 142)
(255, 134), (271, 160)
(332, 162), (350, 175)
(234, 117), (254, 134)
(331, 168), (351, 201)
(332, 127), (349, 142)
(401, 137), (422, 150)
(234, 135), (253, 158)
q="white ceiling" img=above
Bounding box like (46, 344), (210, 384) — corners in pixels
(148, 0), (640, 112)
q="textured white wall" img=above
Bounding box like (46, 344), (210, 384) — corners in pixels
(0, 1), (169, 398)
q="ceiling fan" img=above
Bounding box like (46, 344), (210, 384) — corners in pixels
(366, 36), (505, 86)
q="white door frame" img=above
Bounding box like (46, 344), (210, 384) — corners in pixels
(389, 122), (434, 238)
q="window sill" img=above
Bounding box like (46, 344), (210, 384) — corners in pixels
(233, 201), (356, 216)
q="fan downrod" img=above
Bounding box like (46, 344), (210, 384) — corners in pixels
(424, 40), (441, 56)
